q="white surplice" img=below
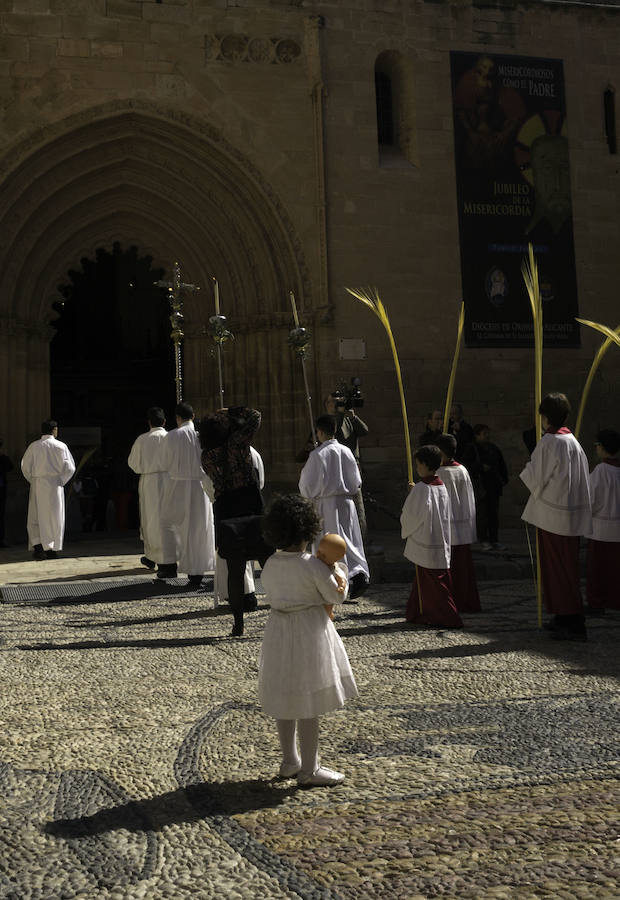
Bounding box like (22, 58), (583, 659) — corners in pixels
(520, 432), (592, 536)
(299, 438), (369, 580)
(21, 435), (76, 551)
(438, 462), (477, 546)
(159, 420), (215, 575)
(400, 478), (451, 569)
(128, 425), (168, 563)
(259, 551), (358, 719)
(587, 460), (620, 542)
(204, 447), (265, 602)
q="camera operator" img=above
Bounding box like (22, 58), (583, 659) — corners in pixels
(325, 387), (369, 464)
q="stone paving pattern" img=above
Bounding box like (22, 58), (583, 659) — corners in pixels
(0, 538), (618, 899)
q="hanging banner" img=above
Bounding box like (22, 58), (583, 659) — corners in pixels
(450, 52), (579, 348)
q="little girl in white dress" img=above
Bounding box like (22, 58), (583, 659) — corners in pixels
(259, 494), (358, 787)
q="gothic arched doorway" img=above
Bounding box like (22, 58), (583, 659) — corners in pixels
(0, 101), (316, 508)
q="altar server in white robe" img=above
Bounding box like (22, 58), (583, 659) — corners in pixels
(204, 446), (264, 606)
(21, 419), (75, 559)
(402, 444), (463, 628)
(157, 402), (215, 584)
(128, 406), (168, 570)
(437, 433), (481, 612)
(299, 415), (369, 598)
(520, 392), (592, 641)
(585, 428), (620, 612)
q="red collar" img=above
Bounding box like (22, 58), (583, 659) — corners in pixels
(444, 460), (460, 467)
(545, 426), (571, 435)
(603, 458), (620, 468)
(422, 475), (443, 486)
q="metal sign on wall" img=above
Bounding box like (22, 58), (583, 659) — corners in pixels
(450, 51), (579, 348)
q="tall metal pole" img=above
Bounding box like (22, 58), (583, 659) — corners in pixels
(289, 291), (317, 447)
(208, 277), (234, 408)
(155, 261), (200, 404)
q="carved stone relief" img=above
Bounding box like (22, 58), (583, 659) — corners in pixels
(204, 35), (302, 65)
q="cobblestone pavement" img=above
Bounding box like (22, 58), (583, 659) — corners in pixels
(0, 541), (618, 899)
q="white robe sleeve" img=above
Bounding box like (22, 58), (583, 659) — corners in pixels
(520, 437), (556, 499)
(299, 451), (322, 499)
(250, 446), (265, 489)
(128, 436), (143, 474)
(20, 445), (33, 483)
(61, 447), (76, 486)
(341, 448), (362, 493)
(589, 466), (604, 519)
(157, 433), (171, 473)
(400, 483), (428, 540)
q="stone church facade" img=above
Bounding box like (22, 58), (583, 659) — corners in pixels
(1, 0), (619, 534)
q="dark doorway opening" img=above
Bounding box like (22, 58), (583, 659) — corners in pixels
(51, 242), (176, 531)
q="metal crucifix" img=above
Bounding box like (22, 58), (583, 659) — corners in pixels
(155, 261), (200, 404)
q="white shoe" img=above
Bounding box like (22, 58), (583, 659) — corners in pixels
(297, 766), (345, 787)
(278, 761), (301, 778)
(479, 542), (492, 551)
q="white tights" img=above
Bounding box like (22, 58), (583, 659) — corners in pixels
(276, 718), (319, 778)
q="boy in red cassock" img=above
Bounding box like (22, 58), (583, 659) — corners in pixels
(401, 444), (463, 628)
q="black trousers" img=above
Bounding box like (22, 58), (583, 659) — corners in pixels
(477, 490), (500, 543)
(226, 543), (273, 629)
(214, 486), (273, 629)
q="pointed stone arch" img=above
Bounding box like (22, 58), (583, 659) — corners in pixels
(0, 99), (315, 477)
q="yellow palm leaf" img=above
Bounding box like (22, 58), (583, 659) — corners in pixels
(576, 318), (620, 347)
(574, 321), (620, 438)
(345, 286), (413, 484)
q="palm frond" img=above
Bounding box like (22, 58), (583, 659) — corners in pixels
(345, 285), (413, 484)
(576, 318), (620, 348)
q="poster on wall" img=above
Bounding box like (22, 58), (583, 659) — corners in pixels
(450, 51), (579, 348)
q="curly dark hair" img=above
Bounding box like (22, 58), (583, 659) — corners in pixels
(262, 493), (322, 549)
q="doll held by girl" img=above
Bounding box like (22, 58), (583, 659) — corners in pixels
(316, 532), (347, 620)
(259, 495), (358, 786)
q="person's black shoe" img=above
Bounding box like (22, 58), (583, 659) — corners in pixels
(231, 622), (244, 637)
(45, 550), (58, 559)
(584, 605), (606, 617)
(348, 573), (369, 600)
(187, 574), (203, 587)
(140, 556), (156, 570)
(33, 544), (45, 561)
(550, 628), (588, 642)
(156, 563), (177, 579)
(243, 592), (258, 612)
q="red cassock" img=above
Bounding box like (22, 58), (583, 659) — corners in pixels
(586, 539), (620, 610)
(406, 566), (463, 627)
(537, 528), (583, 615)
(449, 544), (481, 612)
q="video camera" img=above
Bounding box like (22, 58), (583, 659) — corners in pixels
(331, 377), (364, 411)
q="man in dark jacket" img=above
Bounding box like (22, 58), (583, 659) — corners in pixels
(463, 424), (509, 550)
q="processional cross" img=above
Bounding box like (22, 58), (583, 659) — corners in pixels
(155, 262), (200, 403)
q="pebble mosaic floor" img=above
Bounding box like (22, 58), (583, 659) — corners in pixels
(0, 576), (618, 899)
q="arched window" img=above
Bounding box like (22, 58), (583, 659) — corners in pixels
(374, 51), (417, 167)
(375, 69), (394, 146)
(604, 86), (617, 155)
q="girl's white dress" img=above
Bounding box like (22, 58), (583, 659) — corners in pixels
(259, 551), (358, 720)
